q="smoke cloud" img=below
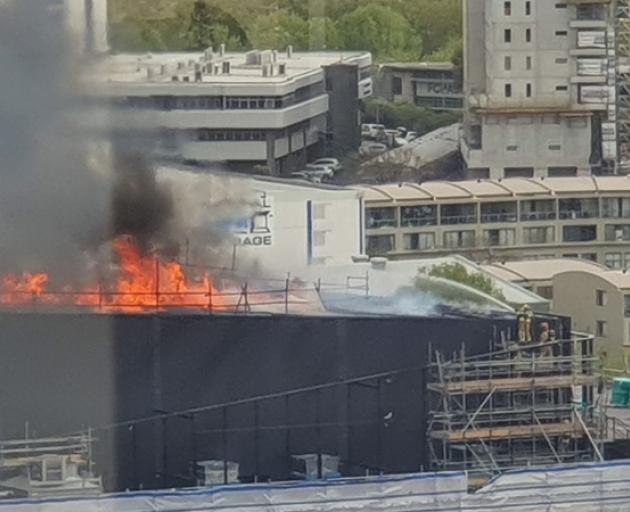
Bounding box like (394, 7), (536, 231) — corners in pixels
(0, 0), (235, 284)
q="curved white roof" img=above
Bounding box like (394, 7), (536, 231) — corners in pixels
(483, 259), (607, 283)
(356, 176), (630, 204)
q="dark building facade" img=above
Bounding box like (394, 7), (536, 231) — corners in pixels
(0, 312), (568, 491)
(375, 62), (463, 111)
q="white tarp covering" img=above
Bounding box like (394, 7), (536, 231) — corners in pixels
(5, 461), (630, 512)
(0, 472), (467, 512)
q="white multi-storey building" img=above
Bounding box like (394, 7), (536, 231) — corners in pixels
(90, 49), (372, 174)
(462, 0), (616, 179)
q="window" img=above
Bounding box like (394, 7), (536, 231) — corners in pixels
(504, 56), (512, 71)
(444, 231), (476, 249)
(605, 253), (623, 269)
(548, 167), (577, 177)
(596, 290), (607, 307)
(44, 460), (63, 482)
(525, 1), (531, 15)
(526, 56), (532, 70)
(555, 58), (568, 64)
(313, 231), (326, 247)
(605, 225), (630, 242)
(484, 229), (516, 247)
(392, 76), (403, 95)
(366, 235), (395, 255)
(504, 1), (512, 16)
(366, 208), (397, 229)
(401, 205), (437, 227)
(526, 28), (531, 43)
(403, 233), (435, 251)
(526, 83), (532, 97)
(441, 203), (477, 224)
(602, 198), (630, 218)
(625, 295), (630, 317)
(520, 200), (556, 221)
(548, 144), (561, 151)
(505, 83), (512, 97)
(555, 31), (568, 37)
(504, 167), (534, 178)
(481, 202), (517, 223)
(556, 85), (568, 91)
(506, 145), (518, 151)
(523, 227), (555, 244)
(559, 198), (599, 219)
(313, 204), (327, 220)
(505, 29), (512, 43)
(596, 321), (608, 338)
(563, 225), (597, 242)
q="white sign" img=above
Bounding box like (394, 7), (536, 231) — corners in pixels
(234, 192), (274, 247)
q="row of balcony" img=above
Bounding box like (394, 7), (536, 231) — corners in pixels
(365, 198), (630, 230)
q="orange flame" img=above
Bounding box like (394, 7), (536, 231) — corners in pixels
(0, 237), (221, 313)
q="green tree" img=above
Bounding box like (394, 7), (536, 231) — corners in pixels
(185, 0), (248, 50)
(338, 3), (422, 60)
(248, 9), (310, 50)
(405, 0), (461, 57)
(422, 262), (506, 302)
(306, 17), (341, 51)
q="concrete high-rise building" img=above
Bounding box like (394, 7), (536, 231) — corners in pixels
(65, 0), (108, 54)
(461, 0), (616, 180)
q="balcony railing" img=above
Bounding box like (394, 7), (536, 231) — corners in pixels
(480, 213), (517, 223)
(559, 210), (599, 220)
(366, 219), (397, 229)
(520, 212), (557, 222)
(441, 215), (477, 225)
(401, 217), (438, 227)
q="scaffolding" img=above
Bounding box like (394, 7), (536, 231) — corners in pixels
(427, 334), (605, 479)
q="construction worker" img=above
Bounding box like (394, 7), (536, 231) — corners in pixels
(539, 322), (553, 358)
(517, 304), (535, 344)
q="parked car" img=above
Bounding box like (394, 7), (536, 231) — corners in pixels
(405, 131), (418, 142)
(290, 171), (323, 183)
(394, 137), (409, 147)
(361, 123), (385, 139)
(307, 158), (342, 173)
(359, 141), (387, 157)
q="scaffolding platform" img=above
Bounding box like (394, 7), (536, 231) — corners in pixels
(426, 335), (605, 476)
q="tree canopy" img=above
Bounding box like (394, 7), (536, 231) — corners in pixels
(109, 0), (461, 63)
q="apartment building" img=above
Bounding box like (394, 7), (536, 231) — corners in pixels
(358, 176), (630, 265)
(91, 48), (372, 174)
(374, 62), (463, 110)
(462, 0), (616, 179)
(553, 269), (630, 367)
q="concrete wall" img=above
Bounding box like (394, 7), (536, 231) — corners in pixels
(552, 271), (627, 367)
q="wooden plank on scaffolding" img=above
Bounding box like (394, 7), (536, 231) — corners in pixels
(430, 374), (597, 394)
(430, 421), (586, 441)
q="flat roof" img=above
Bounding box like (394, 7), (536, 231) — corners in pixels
(380, 62), (456, 72)
(97, 50), (371, 86)
(483, 259), (607, 283)
(356, 176), (630, 204)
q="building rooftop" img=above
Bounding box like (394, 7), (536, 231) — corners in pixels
(356, 176), (630, 204)
(96, 50), (371, 86)
(379, 62), (456, 72)
(574, 270), (630, 291)
(483, 259), (608, 284)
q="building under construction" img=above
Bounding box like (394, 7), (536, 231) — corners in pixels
(427, 330), (605, 480)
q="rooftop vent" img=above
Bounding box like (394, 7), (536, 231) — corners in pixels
(245, 50), (261, 65)
(370, 257), (388, 270)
